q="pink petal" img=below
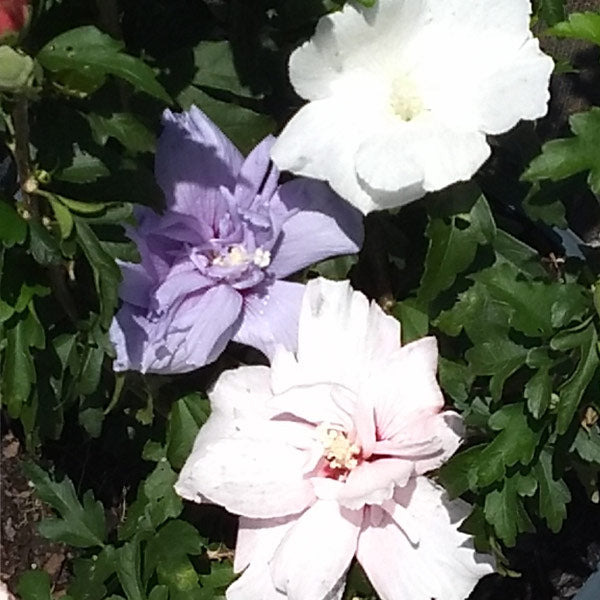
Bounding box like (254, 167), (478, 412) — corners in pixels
(357, 478), (495, 600)
(334, 458), (413, 510)
(370, 337), (444, 440)
(270, 500), (361, 599)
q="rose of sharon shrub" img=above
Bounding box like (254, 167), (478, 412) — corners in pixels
(271, 0), (554, 214)
(177, 278), (494, 600)
(110, 107), (363, 374)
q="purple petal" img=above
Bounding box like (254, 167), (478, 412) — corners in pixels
(155, 107), (243, 227)
(232, 280), (305, 360)
(152, 259), (213, 310)
(111, 284), (243, 374)
(267, 179), (364, 278)
(234, 136), (279, 210)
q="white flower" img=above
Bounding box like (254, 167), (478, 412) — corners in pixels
(176, 278), (495, 600)
(270, 0), (554, 214)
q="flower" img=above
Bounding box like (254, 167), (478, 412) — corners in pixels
(176, 277), (494, 600)
(270, 0), (554, 214)
(109, 108), (363, 374)
(0, 0), (29, 39)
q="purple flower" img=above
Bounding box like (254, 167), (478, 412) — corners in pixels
(109, 107), (364, 374)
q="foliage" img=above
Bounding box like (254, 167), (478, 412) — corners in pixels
(1, 0), (599, 598)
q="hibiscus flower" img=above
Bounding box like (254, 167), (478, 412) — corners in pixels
(271, 0), (554, 214)
(110, 108), (363, 373)
(176, 277), (494, 599)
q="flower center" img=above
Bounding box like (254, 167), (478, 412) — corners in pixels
(212, 245), (271, 269)
(389, 75), (424, 121)
(316, 423), (361, 471)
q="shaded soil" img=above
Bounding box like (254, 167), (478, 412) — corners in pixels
(1, 429), (70, 595)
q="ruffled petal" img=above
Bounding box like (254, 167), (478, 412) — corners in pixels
(295, 278), (401, 391)
(357, 478), (494, 600)
(232, 280), (305, 360)
(270, 500), (361, 600)
(156, 106), (243, 224)
(268, 178), (364, 278)
(334, 458), (413, 510)
(234, 135), (278, 209)
(111, 284), (242, 374)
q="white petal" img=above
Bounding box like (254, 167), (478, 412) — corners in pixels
(270, 98), (389, 215)
(234, 515), (298, 574)
(175, 366), (273, 502)
(368, 337), (445, 440)
(182, 430), (315, 518)
(295, 278), (401, 392)
(357, 478), (494, 600)
(270, 500), (361, 600)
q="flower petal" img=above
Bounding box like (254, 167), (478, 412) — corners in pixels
(270, 500), (361, 600)
(334, 458), (413, 510)
(111, 284), (242, 374)
(296, 278), (401, 391)
(234, 515), (298, 574)
(267, 178), (364, 279)
(369, 337), (444, 440)
(185, 431), (315, 519)
(270, 98), (391, 215)
(232, 280), (305, 360)
(234, 135), (278, 209)
(175, 365), (273, 502)
(156, 106), (243, 222)
(357, 478), (494, 600)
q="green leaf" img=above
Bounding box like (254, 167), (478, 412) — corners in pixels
(466, 339), (528, 401)
(438, 444), (486, 497)
(119, 461), (183, 540)
(75, 219), (121, 329)
(418, 194), (495, 304)
(116, 540), (146, 600)
(556, 323), (599, 434)
(525, 367), (553, 419)
(177, 86), (274, 155)
(166, 394), (211, 470)
(17, 570), (52, 600)
(38, 26), (170, 103)
(0, 201), (27, 246)
(548, 11), (600, 46)
(533, 449), (571, 532)
(68, 547), (117, 600)
(29, 221), (62, 265)
(191, 41), (251, 97)
(23, 462), (106, 547)
(393, 299), (429, 344)
(475, 404), (544, 488)
(86, 113), (155, 154)
(438, 358), (474, 403)
(538, 0), (566, 26)
(523, 108), (600, 194)
(1, 315), (37, 417)
(57, 150), (110, 184)
(483, 475), (535, 546)
(48, 195), (74, 239)
(310, 254), (358, 281)
(55, 195), (107, 215)
(572, 427), (600, 463)
(145, 520), (205, 598)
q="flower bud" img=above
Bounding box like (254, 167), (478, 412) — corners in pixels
(0, 0), (30, 44)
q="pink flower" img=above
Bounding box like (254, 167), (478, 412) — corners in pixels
(0, 0), (29, 38)
(176, 278), (494, 599)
